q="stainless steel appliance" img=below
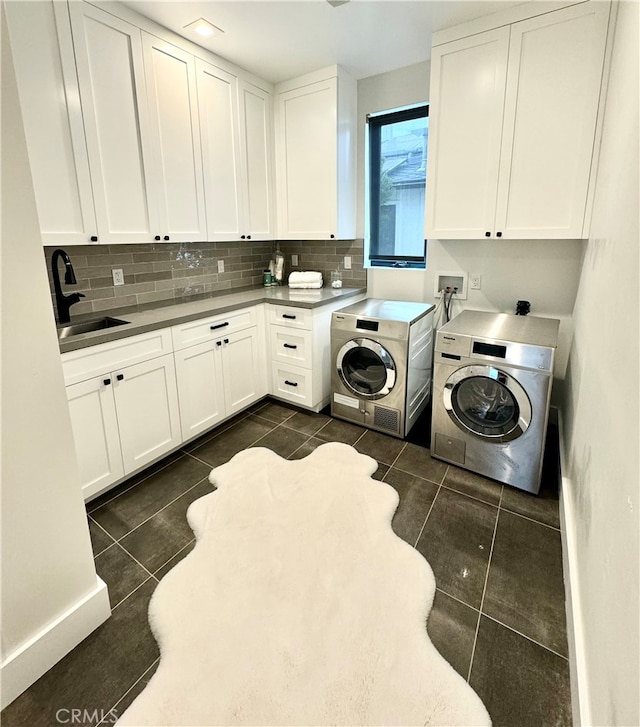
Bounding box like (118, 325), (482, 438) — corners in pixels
(330, 299), (435, 438)
(431, 310), (559, 494)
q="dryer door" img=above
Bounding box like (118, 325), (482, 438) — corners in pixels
(444, 365), (532, 442)
(336, 338), (396, 399)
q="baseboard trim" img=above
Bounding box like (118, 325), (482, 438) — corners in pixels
(1, 577), (111, 710)
(557, 411), (591, 726)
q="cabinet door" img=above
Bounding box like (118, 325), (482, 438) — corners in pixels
(6, 1), (97, 245)
(174, 340), (226, 441)
(222, 328), (264, 415)
(276, 78), (338, 239)
(66, 376), (124, 500)
(495, 2), (610, 239)
(196, 59), (244, 241)
(425, 28), (510, 239)
(113, 354), (181, 474)
(69, 2), (157, 244)
(143, 35), (207, 242)
(238, 81), (275, 240)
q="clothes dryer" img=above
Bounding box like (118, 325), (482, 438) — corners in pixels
(431, 310), (559, 494)
(330, 299), (435, 438)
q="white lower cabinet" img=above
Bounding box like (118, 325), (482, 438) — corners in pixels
(173, 309), (266, 441)
(65, 353), (181, 500)
(66, 376), (124, 498)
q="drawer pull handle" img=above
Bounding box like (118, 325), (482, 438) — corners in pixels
(210, 322), (229, 330)
(103, 378), (111, 386)
(282, 314), (296, 320)
(283, 343), (297, 349)
(284, 380), (298, 387)
(116, 374), (124, 381)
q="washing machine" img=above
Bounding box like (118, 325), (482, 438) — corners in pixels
(330, 299), (435, 438)
(431, 310), (559, 494)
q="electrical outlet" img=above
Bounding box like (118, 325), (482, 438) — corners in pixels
(344, 256), (352, 270)
(470, 273), (482, 290)
(291, 254), (299, 267)
(112, 268), (124, 286)
(217, 259), (225, 273)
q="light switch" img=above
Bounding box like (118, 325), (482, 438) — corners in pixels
(344, 256), (352, 270)
(217, 259), (225, 273)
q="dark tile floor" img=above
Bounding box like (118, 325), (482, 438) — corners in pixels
(2, 399), (571, 727)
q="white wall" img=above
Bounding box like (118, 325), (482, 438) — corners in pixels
(0, 6), (110, 707)
(561, 2), (639, 725)
(357, 61), (584, 392)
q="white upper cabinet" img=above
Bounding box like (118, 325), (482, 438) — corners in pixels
(425, 1), (611, 240)
(69, 2), (157, 244)
(275, 66), (357, 240)
(196, 59), (244, 241)
(6, 1), (97, 245)
(142, 35), (207, 242)
(238, 80), (276, 240)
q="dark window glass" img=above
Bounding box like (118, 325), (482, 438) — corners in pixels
(367, 105), (428, 269)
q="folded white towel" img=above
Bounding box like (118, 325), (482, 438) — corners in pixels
(288, 280), (323, 289)
(288, 271), (323, 285)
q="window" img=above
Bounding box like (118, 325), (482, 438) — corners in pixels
(366, 105), (428, 268)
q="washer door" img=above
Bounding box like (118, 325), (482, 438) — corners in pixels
(337, 338), (396, 399)
(443, 365), (532, 441)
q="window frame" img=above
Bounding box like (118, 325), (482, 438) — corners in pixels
(366, 104), (429, 269)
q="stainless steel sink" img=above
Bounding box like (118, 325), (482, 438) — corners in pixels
(57, 317), (129, 339)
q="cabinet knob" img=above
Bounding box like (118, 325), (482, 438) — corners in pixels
(496, 231), (502, 237)
(223, 338), (229, 344)
(163, 235), (170, 241)
(330, 234), (335, 239)
(485, 231), (491, 237)
(90, 235), (98, 242)
(216, 340), (222, 347)
(116, 373), (124, 381)
(155, 235), (161, 241)
(103, 378), (111, 386)
(247, 235), (251, 240)
(240, 235), (246, 240)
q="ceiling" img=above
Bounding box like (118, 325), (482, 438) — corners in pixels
(120, 0), (526, 84)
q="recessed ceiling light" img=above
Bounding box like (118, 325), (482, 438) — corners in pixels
(183, 18), (224, 38)
(326, 0), (350, 6)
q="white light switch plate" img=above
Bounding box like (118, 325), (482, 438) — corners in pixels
(344, 256), (352, 270)
(217, 260), (225, 273)
(291, 254), (299, 267)
(112, 268), (124, 286)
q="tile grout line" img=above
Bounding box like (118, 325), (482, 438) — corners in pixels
(97, 657), (161, 726)
(498, 504), (562, 532)
(114, 539), (159, 584)
(112, 474), (212, 545)
(110, 576), (156, 612)
(88, 514), (118, 558)
(152, 537), (197, 577)
(466, 486), (503, 683)
(434, 585), (480, 614)
(411, 463), (449, 548)
(480, 612), (570, 662)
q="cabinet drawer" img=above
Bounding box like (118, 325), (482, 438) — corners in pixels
(61, 328), (173, 386)
(267, 304), (312, 330)
(271, 363), (313, 407)
(270, 325), (312, 369)
(172, 306), (256, 350)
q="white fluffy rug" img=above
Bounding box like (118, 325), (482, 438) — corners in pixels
(118, 442), (491, 726)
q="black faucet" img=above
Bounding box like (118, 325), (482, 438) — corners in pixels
(51, 248), (85, 324)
